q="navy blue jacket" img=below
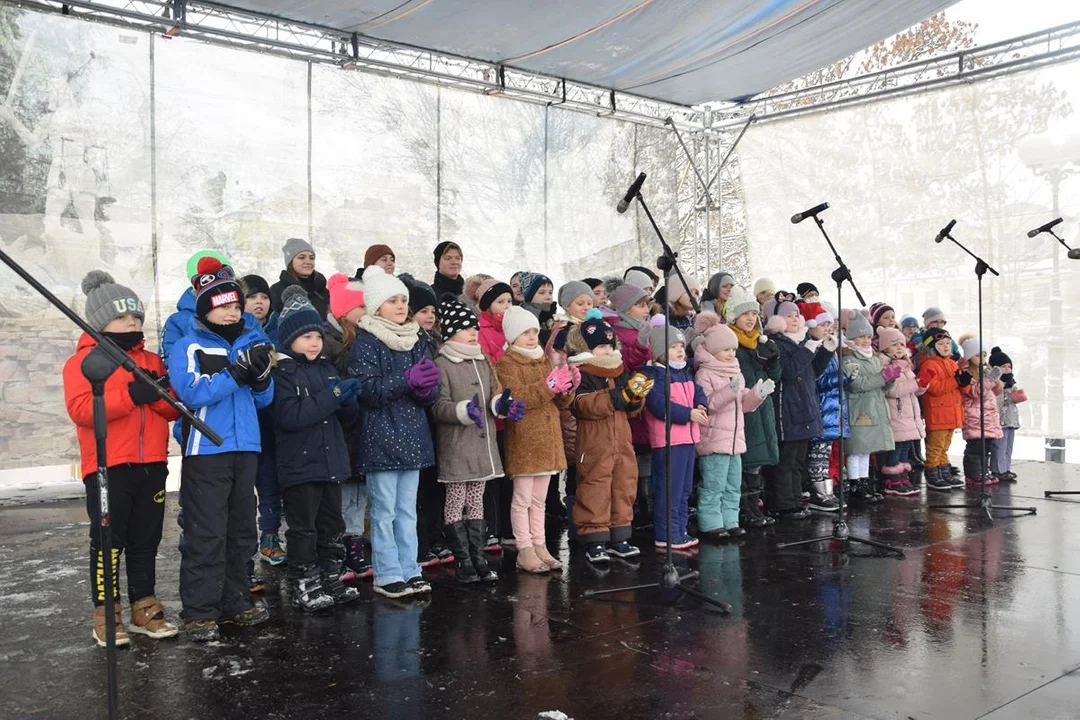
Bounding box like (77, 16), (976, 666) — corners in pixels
(771, 334), (832, 443)
(814, 352), (849, 442)
(167, 315), (274, 456)
(347, 327), (437, 473)
(271, 352), (356, 488)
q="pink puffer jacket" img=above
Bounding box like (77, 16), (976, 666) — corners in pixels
(693, 351), (765, 456)
(961, 368), (1004, 441)
(613, 322), (653, 447)
(879, 353), (926, 442)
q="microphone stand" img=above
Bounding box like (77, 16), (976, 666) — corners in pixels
(776, 212), (904, 557)
(584, 184), (731, 614)
(926, 227), (1036, 522)
(0, 248), (223, 720)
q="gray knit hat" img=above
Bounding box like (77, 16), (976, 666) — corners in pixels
(845, 312), (873, 340)
(649, 323), (686, 361)
(610, 283), (648, 315)
(724, 288), (760, 324)
(282, 237), (314, 268)
(82, 270), (145, 332)
(558, 281), (593, 312)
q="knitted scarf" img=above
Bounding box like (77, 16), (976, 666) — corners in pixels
(360, 314), (420, 352)
(440, 340), (484, 362)
(732, 324), (759, 351)
(510, 344), (545, 360)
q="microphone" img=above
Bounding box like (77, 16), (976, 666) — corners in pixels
(790, 202), (829, 224)
(1069, 248), (1080, 260)
(934, 219), (956, 243)
(617, 172), (647, 214)
(1027, 217), (1063, 238)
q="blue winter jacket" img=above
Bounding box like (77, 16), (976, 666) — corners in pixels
(271, 352), (356, 488)
(814, 352), (849, 442)
(772, 334), (833, 443)
(347, 327), (437, 473)
(167, 315), (274, 456)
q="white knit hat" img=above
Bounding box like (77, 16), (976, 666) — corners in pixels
(724, 288), (760, 324)
(753, 277), (776, 297)
(501, 305), (540, 346)
(362, 265), (409, 314)
(961, 337), (983, 361)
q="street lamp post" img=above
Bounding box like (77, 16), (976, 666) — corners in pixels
(1019, 133), (1080, 463)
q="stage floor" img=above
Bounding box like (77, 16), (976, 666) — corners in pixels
(2, 461), (1080, 719)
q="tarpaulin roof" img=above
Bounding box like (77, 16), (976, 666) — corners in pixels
(221, 0), (958, 106)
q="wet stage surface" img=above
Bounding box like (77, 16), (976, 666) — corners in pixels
(3, 461), (1080, 719)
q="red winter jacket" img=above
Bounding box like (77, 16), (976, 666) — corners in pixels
(63, 333), (180, 478)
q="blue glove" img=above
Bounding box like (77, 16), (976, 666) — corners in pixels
(334, 378), (361, 405)
(507, 398), (526, 421)
(466, 393), (484, 429)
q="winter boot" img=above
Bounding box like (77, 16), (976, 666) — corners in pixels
(926, 466), (954, 492)
(128, 596), (178, 639)
(93, 603), (130, 648)
(515, 545), (550, 574)
(321, 562), (361, 605)
(447, 521), (480, 584)
(882, 466), (906, 496)
(292, 566), (335, 612)
(258, 533), (287, 565)
(465, 519), (499, 583)
(808, 480), (840, 512)
(910, 442), (926, 470)
(849, 477), (877, 504)
(342, 534), (373, 580)
(739, 472), (771, 528)
(534, 543), (562, 570)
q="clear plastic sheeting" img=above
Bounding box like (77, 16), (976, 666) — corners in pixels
(736, 61), (1080, 439)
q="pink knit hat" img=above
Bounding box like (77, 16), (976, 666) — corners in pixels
(877, 326), (905, 351)
(327, 273), (365, 319)
(694, 311), (737, 354)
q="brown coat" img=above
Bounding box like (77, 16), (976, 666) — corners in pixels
(433, 350), (504, 483)
(495, 349), (571, 478)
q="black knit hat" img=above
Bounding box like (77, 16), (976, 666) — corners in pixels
(988, 346), (1012, 367)
(438, 297), (478, 341)
(796, 282), (818, 298)
(580, 310), (616, 350)
(399, 273), (438, 315)
(583, 277), (603, 290)
(277, 285), (323, 349)
(921, 327), (952, 355)
(433, 240), (462, 268)
(478, 281), (512, 311)
(240, 274), (271, 299)
(192, 256), (243, 320)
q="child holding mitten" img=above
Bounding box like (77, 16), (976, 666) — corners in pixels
(989, 346), (1024, 482)
(64, 271), (181, 647)
(272, 287), (361, 610)
(568, 309), (650, 563)
(432, 297), (522, 583)
(877, 327), (925, 494)
(642, 322), (709, 549)
(496, 306), (580, 573)
(692, 312), (775, 539)
(348, 266), (439, 599)
(169, 257), (275, 641)
(958, 339), (1005, 486)
(841, 314), (897, 501)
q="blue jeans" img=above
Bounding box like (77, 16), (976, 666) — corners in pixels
(367, 470), (421, 586)
(341, 481), (368, 537)
(697, 453), (742, 531)
(884, 440), (913, 468)
(651, 444), (696, 541)
(255, 449), (282, 534)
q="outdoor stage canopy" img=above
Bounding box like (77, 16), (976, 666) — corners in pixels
(220, 0), (959, 105)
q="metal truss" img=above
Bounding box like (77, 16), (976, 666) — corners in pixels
(712, 20), (1080, 128)
(18, 0), (710, 132)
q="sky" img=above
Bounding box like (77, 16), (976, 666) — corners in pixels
(944, 0), (1079, 44)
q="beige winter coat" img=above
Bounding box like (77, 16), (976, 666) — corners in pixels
(433, 346), (505, 483)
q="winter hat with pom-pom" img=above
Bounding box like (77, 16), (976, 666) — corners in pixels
(649, 321), (687, 360)
(665, 272), (700, 308)
(361, 264), (409, 314)
(695, 311), (738, 355)
(806, 311), (834, 329)
(753, 277), (776, 298)
(327, 273), (365, 319)
(989, 346), (1012, 368)
(82, 270), (145, 332)
(278, 285), (323, 349)
(399, 274), (437, 315)
(725, 288), (760, 324)
(191, 256), (242, 320)
(186, 250), (230, 281)
(579, 308), (617, 351)
(845, 312), (873, 340)
(871, 303), (895, 327)
(477, 279), (512, 312)
(877, 327), (906, 352)
(502, 305), (540, 346)
(462, 273), (492, 305)
(798, 301), (827, 324)
(961, 337), (984, 361)
(519, 271), (552, 303)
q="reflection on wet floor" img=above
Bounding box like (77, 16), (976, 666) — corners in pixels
(1, 460), (1080, 719)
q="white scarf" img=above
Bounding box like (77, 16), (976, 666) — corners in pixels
(360, 314), (420, 352)
(511, 344), (545, 360)
(440, 340), (485, 362)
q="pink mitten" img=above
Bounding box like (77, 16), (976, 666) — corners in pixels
(567, 365), (582, 393)
(881, 364), (902, 383)
(546, 365), (572, 394)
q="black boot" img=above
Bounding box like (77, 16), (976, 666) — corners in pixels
(465, 519), (498, 583)
(739, 471), (772, 528)
(447, 521), (479, 584)
(320, 560), (360, 605)
(293, 564), (334, 611)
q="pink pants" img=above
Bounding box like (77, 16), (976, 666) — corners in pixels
(511, 475), (550, 549)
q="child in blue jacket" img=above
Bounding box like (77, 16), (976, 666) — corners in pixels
(168, 257), (275, 642)
(272, 287), (361, 611)
(347, 266), (439, 600)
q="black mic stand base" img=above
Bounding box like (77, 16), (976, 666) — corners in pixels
(1044, 490), (1080, 499)
(930, 492), (1037, 523)
(776, 518), (905, 557)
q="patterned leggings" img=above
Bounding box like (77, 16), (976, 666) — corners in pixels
(444, 481), (486, 524)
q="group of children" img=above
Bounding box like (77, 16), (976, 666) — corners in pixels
(63, 241), (1025, 645)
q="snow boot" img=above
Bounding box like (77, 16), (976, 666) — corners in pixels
(447, 521), (480, 584)
(465, 519), (499, 583)
(93, 603), (130, 648)
(321, 562), (361, 605)
(292, 566), (334, 612)
(128, 596), (178, 639)
(808, 480), (840, 512)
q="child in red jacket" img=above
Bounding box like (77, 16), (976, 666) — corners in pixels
(63, 271), (181, 648)
(916, 328), (966, 493)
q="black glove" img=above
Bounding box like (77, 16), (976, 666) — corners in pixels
(609, 387), (631, 411)
(228, 353), (253, 386)
(128, 371), (161, 406)
(756, 338), (778, 369)
(248, 343), (274, 382)
(955, 370), (973, 388)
